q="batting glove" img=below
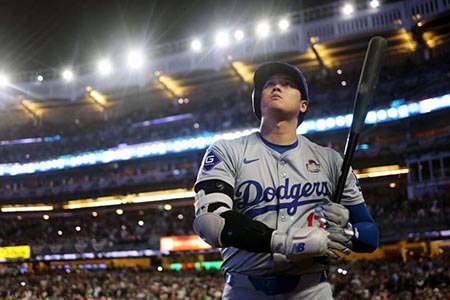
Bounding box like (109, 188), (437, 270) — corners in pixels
(326, 222), (359, 259)
(314, 201), (349, 228)
(271, 227), (336, 261)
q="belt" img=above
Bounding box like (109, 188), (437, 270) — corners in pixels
(225, 271), (328, 296)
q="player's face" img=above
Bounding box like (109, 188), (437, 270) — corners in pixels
(260, 74), (307, 122)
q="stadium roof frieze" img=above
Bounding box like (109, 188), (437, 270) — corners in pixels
(7, 0), (450, 102)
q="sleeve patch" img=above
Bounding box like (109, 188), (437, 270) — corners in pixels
(203, 151), (222, 171)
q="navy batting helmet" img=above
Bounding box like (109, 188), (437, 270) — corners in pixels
(252, 61), (309, 126)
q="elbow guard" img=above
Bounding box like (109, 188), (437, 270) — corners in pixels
(193, 183), (234, 248)
(193, 212), (226, 248)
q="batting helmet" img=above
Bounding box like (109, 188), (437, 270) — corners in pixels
(252, 61), (309, 126)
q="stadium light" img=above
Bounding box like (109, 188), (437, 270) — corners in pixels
(377, 109), (387, 121)
(397, 105), (409, 118)
(126, 50), (145, 69)
(326, 117), (336, 128)
(234, 29), (244, 41)
(387, 107), (398, 118)
(355, 165), (409, 179)
(97, 59), (113, 75)
(0, 74), (10, 86)
(256, 21), (270, 38)
(1, 205), (54, 213)
(370, 0), (380, 8)
(335, 116), (346, 127)
(131, 189), (195, 203)
(278, 19), (290, 32)
(191, 39), (202, 51)
(215, 31), (230, 48)
(62, 69), (74, 81)
(342, 3), (354, 15)
(316, 119), (327, 131)
(345, 114), (353, 126)
(366, 111), (377, 123)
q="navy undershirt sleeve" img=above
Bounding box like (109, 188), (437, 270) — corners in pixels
(346, 202), (379, 253)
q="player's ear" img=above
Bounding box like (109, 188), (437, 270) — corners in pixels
(299, 99), (308, 113)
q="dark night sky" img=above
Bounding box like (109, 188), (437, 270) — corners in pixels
(0, 0), (331, 75)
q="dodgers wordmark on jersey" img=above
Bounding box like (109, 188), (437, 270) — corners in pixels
(195, 132), (364, 276)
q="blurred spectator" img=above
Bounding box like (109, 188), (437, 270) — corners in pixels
(0, 254), (448, 300)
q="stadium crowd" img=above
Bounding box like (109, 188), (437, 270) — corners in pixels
(0, 188), (448, 255)
(0, 204), (196, 252)
(0, 254), (448, 300)
(1, 128), (449, 203)
(0, 268), (224, 300)
(0, 56), (448, 164)
(331, 254), (450, 300)
(0, 154), (200, 202)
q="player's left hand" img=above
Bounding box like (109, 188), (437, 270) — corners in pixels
(314, 200), (349, 228)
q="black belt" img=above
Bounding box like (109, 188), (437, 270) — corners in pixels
(226, 271), (328, 296)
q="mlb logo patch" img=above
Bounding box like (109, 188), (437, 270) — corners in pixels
(203, 151), (222, 171)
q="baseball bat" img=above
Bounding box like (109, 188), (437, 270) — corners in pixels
(333, 36), (387, 204)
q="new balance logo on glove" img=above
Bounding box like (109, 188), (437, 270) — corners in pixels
(291, 242), (305, 253)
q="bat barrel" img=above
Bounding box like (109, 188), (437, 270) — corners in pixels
(333, 36), (387, 204)
(351, 36), (388, 134)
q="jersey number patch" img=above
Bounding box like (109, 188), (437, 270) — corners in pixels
(307, 212), (325, 228)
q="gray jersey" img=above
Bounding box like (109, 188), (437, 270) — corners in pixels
(195, 132), (364, 276)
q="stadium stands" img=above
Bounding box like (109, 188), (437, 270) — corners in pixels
(0, 56), (448, 165)
(0, 0), (449, 298)
(0, 256), (448, 299)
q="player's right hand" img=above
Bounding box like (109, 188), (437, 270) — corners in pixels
(314, 200), (349, 228)
(271, 227), (332, 261)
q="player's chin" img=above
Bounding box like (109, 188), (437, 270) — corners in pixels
(266, 109), (298, 122)
(262, 105), (289, 116)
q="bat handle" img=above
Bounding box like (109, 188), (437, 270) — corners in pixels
(333, 131), (359, 204)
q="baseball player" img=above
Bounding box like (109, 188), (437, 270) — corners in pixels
(193, 61), (379, 300)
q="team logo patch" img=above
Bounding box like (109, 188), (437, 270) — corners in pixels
(306, 159), (320, 173)
(203, 151), (222, 171)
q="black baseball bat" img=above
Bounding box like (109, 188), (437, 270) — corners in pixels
(333, 36), (387, 204)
